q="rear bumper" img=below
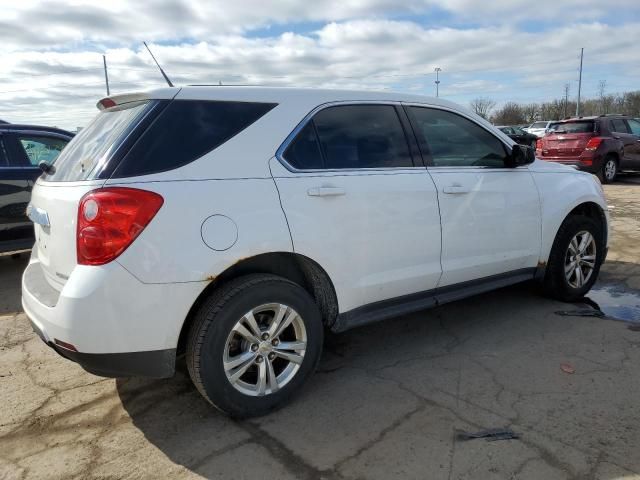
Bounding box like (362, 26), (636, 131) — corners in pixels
(22, 258), (203, 378)
(28, 317), (175, 378)
(536, 155), (602, 173)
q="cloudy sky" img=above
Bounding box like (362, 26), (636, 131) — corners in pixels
(1, 0), (639, 129)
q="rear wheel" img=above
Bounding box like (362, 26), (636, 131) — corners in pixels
(186, 274), (323, 418)
(543, 215), (603, 301)
(602, 155), (618, 183)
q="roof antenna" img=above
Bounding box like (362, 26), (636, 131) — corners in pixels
(143, 41), (174, 87)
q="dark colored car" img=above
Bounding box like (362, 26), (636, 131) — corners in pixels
(537, 115), (640, 183)
(0, 123), (73, 253)
(497, 126), (538, 148)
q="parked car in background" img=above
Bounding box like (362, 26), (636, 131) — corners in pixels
(21, 86), (611, 417)
(525, 121), (556, 138)
(536, 115), (640, 183)
(498, 126), (538, 148)
(0, 123), (73, 253)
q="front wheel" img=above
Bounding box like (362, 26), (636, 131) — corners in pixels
(186, 274), (324, 418)
(543, 215), (604, 301)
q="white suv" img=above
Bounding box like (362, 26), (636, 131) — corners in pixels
(525, 120), (557, 138)
(22, 87), (609, 417)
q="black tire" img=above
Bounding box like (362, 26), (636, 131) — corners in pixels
(543, 215), (604, 301)
(601, 155), (618, 184)
(186, 274), (323, 418)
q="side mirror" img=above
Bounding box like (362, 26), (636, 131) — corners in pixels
(506, 144), (535, 167)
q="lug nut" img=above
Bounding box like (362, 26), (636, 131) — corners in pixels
(271, 339), (279, 346)
(255, 356), (264, 363)
(268, 352), (276, 361)
(261, 332), (269, 341)
(250, 344), (258, 352)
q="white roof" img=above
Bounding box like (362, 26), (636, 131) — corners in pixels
(103, 85), (464, 111)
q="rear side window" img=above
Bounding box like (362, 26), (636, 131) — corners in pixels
(17, 135), (68, 165)
(552, 121), (595, 134)
(284, 105), (413, 170)
(610, 119), (630, 134)
(284, 122), (324, 169)
(113, 100), (277, 178)
(408, 107), (507, 168)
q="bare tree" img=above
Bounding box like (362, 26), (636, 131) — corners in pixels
(469, 97), (496, 119)
(491, 102), (526, 125)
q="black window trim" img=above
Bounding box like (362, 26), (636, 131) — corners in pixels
(276, 101), (424, 173)
(402, 103), (518, 170)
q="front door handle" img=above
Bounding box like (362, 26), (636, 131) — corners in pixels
(307, 187), (346, 197)
(442, 184), (470, 194)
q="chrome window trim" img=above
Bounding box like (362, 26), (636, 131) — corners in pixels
(275, 100), (425, 174)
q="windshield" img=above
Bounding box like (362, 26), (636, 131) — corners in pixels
(42, 101), (152, 182)
(530, 122), (547, 128)
(551, 121), (595, 134)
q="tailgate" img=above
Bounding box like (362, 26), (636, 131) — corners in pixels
(542, 133), (592, 156)
(29, 180), (101, 290)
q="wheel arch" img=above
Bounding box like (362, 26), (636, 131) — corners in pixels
(177, 252), (339, 354)
(542, 200), (608, 269)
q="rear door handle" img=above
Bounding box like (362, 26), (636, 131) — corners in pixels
(442, 185), (470, 194)
(307, 187), (346, 197)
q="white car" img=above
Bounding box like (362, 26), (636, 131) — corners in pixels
(22, 87), (609, 417)
(525, 120), (558, 138)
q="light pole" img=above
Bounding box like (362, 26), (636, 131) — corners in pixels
(434, 67), (441, 97)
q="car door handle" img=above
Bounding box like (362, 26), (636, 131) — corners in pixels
(307, 187), (346, 197)
(613, 135), (621, 139)
(442, 185), (470, 194)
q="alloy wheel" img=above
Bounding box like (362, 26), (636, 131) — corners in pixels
(604, 159), (617, 181)
(564, 230), (596, 288)
(223, 303), (307, 396)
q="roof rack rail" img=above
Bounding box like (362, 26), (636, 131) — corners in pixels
(599, 113), (624, 117)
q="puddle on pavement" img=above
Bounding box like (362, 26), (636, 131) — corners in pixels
(581, 284), (640, 324)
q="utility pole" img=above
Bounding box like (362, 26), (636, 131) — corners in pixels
(576, 48), (583, 117)
(563, 83), (570, 118)
(434, 67), (441, 97)
(103, 55), (110, 96)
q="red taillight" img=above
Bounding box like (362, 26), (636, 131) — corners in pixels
(77, 187), (163, 265)
(536, 139), (542, 150)
(585, 137), (603, 150)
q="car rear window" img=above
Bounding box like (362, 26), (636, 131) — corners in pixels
(42, 101), (152, 182)
(530, 122), (547, 128)
(112, 100), (277, 178)
(551, 121), (595, 134)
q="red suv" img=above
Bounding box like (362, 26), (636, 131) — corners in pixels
(536, 115), (640, 183)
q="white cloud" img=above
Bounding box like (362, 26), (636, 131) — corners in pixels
(0, 2), (638, 128)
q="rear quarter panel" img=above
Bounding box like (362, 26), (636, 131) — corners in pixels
(109, 177), (293, 284)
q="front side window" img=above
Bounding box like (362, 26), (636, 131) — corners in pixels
(0, 138), (8, 167)
(407, 107), (508, 168)
(627, 119), (640, 136)
(17, 135), (68, 166)
(285, 104), (413, 170)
